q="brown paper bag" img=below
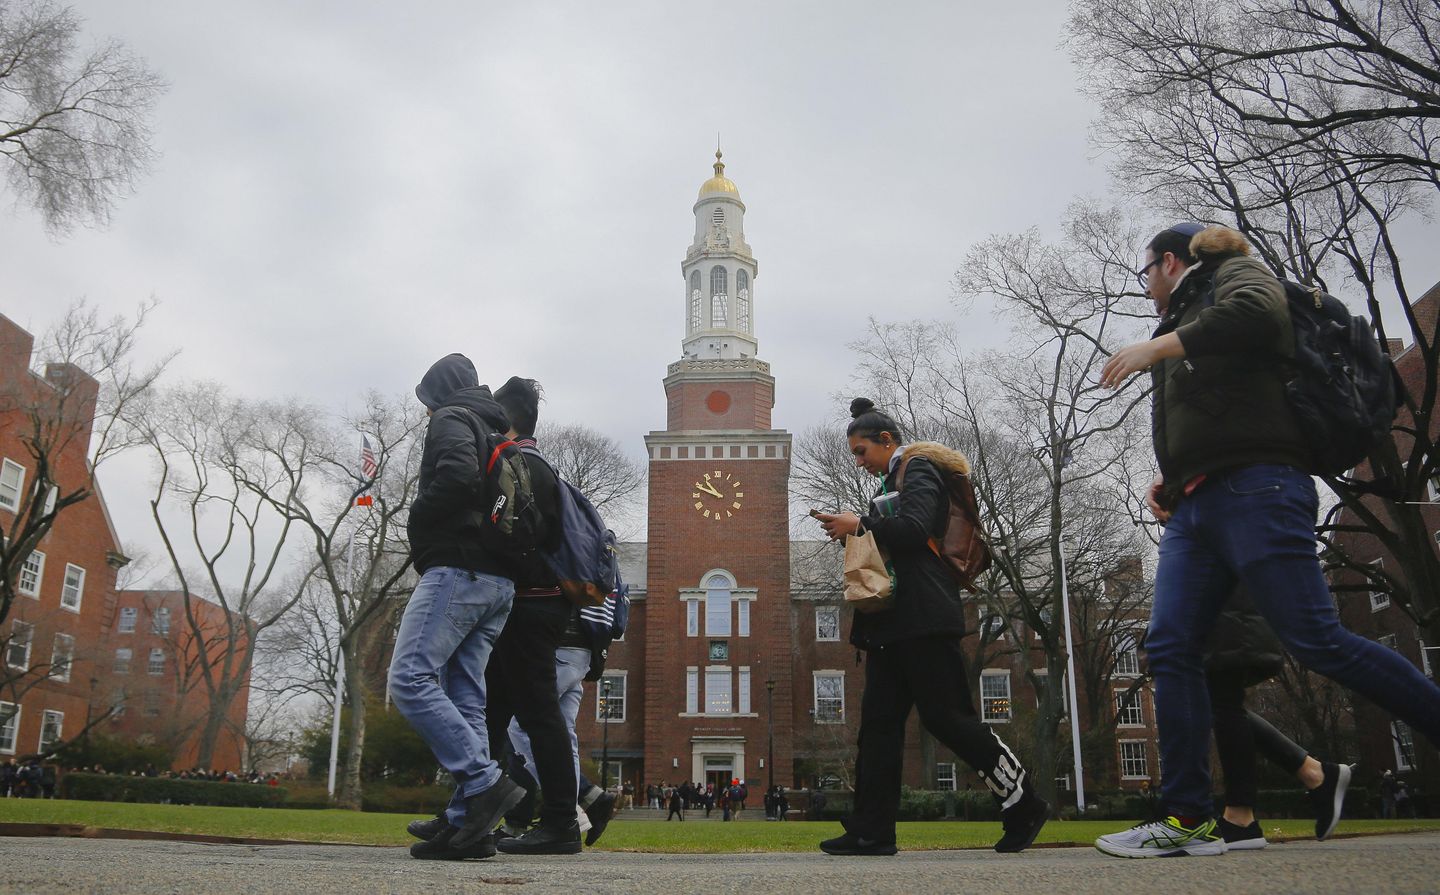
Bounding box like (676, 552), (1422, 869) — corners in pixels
(843, 530), (893, 614)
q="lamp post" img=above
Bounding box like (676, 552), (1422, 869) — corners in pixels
(600, 678), (612, 793)
(765, 678), (776, 800)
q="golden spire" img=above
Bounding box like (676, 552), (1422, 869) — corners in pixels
(699, 148), (739, 198)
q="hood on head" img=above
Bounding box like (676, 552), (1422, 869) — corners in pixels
(416, 354), (478, 410)
(446, 385), (511, 434)
(1190, 226), (1252, 261)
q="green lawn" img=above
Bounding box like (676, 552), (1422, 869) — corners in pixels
(2, 800), (1438, 852)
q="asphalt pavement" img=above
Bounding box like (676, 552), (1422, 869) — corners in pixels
(1, 831), (1437, 894)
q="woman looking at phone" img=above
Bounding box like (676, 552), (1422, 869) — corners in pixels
(812, 398), (1049, 856)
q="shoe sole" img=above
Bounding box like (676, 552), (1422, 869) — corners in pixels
(1223, 837), (1268, 851)
(495, 840), (583, 855)
(1095, 840), (1228, 858)
(819, 844), (898, 856)
(1317, 764), (1352, 842)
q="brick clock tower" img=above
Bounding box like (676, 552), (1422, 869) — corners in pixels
(642, 152), (794, 791)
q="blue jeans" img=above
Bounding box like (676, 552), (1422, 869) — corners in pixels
(1149, 464), (1440, 816)
(508, 646), (591, 797)
(387, 566), (514, 826)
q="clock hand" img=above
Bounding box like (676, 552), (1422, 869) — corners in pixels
(696, 481), (723, 498)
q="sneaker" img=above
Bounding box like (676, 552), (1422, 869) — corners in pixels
(995, 791), (1049, 853)
(1217, 817), (1267, 850)
(1309, 762), (1353, 841)
(584, 792), (617, 846)
(1094, 816), (1228, 858)
(819, 831), (898, 856)
(406, 811), (447, 842)
(576, 804), (593, 835)
(494, 821), (583, 855)
(451, 776), (526, 851)
(409, 825), (497, 860)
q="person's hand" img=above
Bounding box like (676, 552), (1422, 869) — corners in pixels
(1145, 474), (1171, 524)
(1100, 340), (1163, 388)
(814, 512), (860, 540)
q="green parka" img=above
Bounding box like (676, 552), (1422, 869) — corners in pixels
(1150, 226), (1311, 504)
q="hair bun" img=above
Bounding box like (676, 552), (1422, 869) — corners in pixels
(849, 397), (876, 419)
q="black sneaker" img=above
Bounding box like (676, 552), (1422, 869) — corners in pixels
(494, 821), (583, 855)
(1216, 817), (1267, 850)
(409, 825), (497, 860)
(584, 793), (617, 847)
(406, 811), (447, 842)
(451, 777), (526, 851)
(819, 831), (898, 856)
(995, 791), (1049, 853)
(1309, 762), (1353, 841)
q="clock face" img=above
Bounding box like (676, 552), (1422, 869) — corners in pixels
(691, 469), (744, 521)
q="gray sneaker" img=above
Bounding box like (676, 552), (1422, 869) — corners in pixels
(1095, 816), (1227, 858)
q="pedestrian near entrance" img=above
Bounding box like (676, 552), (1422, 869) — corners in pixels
(813, 399), (1049, 856)
(1095, 224), (1440, 859)
(389, 354), (524, 861)
(667, 788), (685, 821)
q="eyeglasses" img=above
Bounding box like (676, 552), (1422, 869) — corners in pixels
(1135, 257), (1163, 290)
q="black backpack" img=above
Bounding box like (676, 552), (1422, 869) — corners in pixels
(457, 410), (545, 553)
(1276, 280), (1403, 476)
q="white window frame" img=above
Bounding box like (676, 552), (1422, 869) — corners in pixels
(7, 620), (33, 671)
(114, 648), (132, 674)
(980, 612), (1006, 641)
(152, 606), (171, 636)
(0, 459), (24, 511)
(1392, 721), (1416, 771)
(1369, 558), (1390, 611)
(143, 690), (161, 717)
(38, 709), (63, 753)
(935, 762), (957, 791)
(813, 671), (845, 723)
(1112, 630), (1141, 677)
(815, 606), (840, 642)
(737, 599), (750, 638)
(0, 702), (18, 754)
(60, 563), (85, 613)
(686, 666), (699, 714)
(1379, 633), (1398, 650)
(148, 647), (165, 676)
(50, 633), (74, 683)
(705, 666), (732, 715)
(1119, 740), (1149, 780)
(980, 670), (1012, 723)
(117, 607), (137, 634)
(686, 599), (699, 637)
(18, 550), (44, 597)
(1115, 688), (1145, 727)
(738, 666), (751, 714)
(596, 672), (627, 723)
(705, 578), (732, 637)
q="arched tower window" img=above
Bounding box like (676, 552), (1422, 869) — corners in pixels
(689, 270), (702, 333)
(705, 573), (732, 636)
(736, 269), (751, 332)
(710, 266), (729, 327)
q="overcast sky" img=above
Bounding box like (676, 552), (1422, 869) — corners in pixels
(4, 2), (1437, 569)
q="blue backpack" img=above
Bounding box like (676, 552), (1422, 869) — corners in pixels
(519, 446), (620, 606)
(580, 583), (630, 682)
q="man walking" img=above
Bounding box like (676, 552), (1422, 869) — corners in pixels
(389, 354), (524, 861)
(1095, 224), (1440, 858)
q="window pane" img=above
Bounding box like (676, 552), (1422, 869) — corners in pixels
(152, 607), (170, 635)
(0, 703), (17, 753)
(50, 634), (73, 682)
(38, 710), (63, 753)
(981, 672), (1012, 722)
(706, 584), (731, 637)
(114, 648), (132, 674)
(737, 600), (750, 637)
(0, 460), (24, 510)
(148, 648), (165, 675)
(814, 673), (844, 722)
(706, 669), (732, 714)
(738, 668), (751, 714)
(686, 600), (699, 637)
(7, 621), (33, 670)
(598, 674), (626, 721)
(18, 551), (43, 596)
(686, 669), (698, 713)
(816, 607), (839, 641)
(118, 607), (137, 634)
(61, 565), (85, 611)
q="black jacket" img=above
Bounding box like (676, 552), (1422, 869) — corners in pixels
(407, 384), (513, 577)
(509, 438), (562, 592)
(848, 455), (966, 650)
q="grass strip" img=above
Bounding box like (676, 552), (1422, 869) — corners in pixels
(2, 800), (1438, 852)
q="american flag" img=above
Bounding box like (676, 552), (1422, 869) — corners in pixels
(360, 435), (378, 479)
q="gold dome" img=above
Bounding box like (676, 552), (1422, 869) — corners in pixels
(698, 150), (739, 198)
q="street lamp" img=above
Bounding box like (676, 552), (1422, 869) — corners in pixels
(600, 678), (612, 794)
(765, 678), (776, 803)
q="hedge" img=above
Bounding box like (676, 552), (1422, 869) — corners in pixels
(57, 772), (287, 808)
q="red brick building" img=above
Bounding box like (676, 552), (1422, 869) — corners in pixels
(568, 158), (1159, 800)
(1331, 279), (1440, 795)
(0, 313), (250, 771)
(0, 313), (130, 761)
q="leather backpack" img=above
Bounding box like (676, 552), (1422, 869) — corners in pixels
(894, 455), (993, 592)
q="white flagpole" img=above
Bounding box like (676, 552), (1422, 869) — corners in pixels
(327, 526), (355, 800)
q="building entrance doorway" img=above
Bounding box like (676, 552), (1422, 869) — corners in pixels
(704, 756), (733, 792)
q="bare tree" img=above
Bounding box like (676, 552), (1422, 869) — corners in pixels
(0, 0), (166, 232)
(1068, 0), (1440, 641)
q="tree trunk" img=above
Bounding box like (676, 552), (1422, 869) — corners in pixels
(194, 682), (241, 770)
(337, 638), (368, 810)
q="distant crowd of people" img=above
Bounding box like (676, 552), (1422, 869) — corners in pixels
(640, 781), (798, 821)
(0, 758), (290, 797)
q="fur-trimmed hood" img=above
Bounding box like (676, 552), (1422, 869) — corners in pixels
(900, 441), (972, 476)
(1190, 225), (1251, 261)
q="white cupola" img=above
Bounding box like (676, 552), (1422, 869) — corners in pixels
(681, 150), (759, 360)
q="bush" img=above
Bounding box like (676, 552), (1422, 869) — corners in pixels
(360, 784), (452, 815)
(58, 772), (286, 808)
(52, 733), (172, 775)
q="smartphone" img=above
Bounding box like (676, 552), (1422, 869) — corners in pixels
(808, 508), (828, 518)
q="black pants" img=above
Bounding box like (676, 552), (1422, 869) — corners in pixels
(848, 637), (1026, 840)
(1207, 669), (1309, 808)
(485, 594), (576, 829)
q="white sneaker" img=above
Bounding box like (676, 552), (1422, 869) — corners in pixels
(1095, 816), (1228, 858)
